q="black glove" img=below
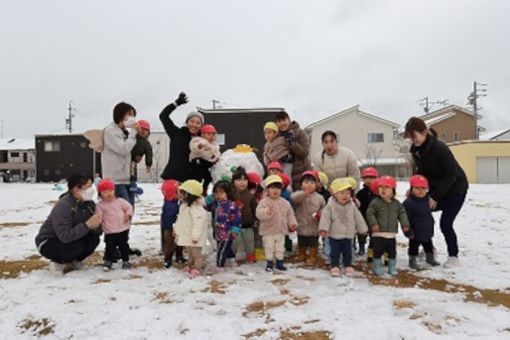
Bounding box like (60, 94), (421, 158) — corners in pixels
(175, 92), (188, 106)
(403, 228), (414, 239)
(285, 131), (296, 145)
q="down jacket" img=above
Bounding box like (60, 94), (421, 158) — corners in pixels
(174, 199), (209, 247)
(256, 196), (297, 236)
(319, 198), (368, 239)
(291, 191), (326, 237)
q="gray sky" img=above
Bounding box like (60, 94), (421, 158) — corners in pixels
(1, 0), (510, 138)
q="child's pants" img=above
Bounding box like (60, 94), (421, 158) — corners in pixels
(408, 239), (434, 256)
(217, 240), (234, 267)
(186, 246), (203, 270)
(233, 227), (255, 255)
(322, 237), (331, 258)
(163, 229), (177, 261)
(263, 234), (285, 261)
(372, 237), (396, 259)
(329, 238), (352, 267)
(282, 162), (293, 181)
(104, 230), (130, 262)
(298, 235), (319, 248)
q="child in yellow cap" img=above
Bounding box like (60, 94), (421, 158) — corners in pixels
(263, 122), (293, 178)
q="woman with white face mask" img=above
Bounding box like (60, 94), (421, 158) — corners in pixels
(101, 102), (139, 207)
(35, 174), (103, 273)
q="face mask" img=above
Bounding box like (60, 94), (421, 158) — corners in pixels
(80, 186), (97, 201)
(124, 116), (137, 128)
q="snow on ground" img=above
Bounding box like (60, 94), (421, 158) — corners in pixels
(0, 183), (510, 339)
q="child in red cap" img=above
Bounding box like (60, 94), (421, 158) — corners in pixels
(403, 175), (440, 269)
(96, 178), (133, 270)
(356, 167), (379, 261)
(189, 124), (221, 193)
(129, 119), (153, 196)
(161, 179), (181, 268)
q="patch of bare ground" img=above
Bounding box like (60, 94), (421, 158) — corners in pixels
(242, 328), (268, 339)
(152, 291), (173, 304)
(393, 299), (417, 310)
(0, 221), (41, 228)
(279, 329), (332, 340)
(17, 317), (55, 337)
(0, 255), (47, 279)
(202, 280), (228, 294)
(92, 278), (111, 284)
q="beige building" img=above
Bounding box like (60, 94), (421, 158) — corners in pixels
(419, 105), (479, 143)
(0, 138), (36, 182)
(305, 106), (410, 177)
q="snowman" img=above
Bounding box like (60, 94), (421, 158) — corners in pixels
(210, 144), (264, 183)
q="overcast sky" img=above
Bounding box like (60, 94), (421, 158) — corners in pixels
(1, 0), (510, 139)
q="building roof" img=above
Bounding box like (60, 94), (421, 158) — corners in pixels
(447, 139), (510, 146)
(0, 138), (35, 151)
(420, 104), (474, 120)
(480, 128), (510, 141)
(423, 112), (457, 126)
(197, 107), (286, 114)
(305, 105), (400, 131)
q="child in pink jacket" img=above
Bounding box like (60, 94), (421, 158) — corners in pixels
(96, 178), (133, 271)
(256, 175), (297, 272)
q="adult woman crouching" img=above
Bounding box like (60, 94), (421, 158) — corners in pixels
(405, 117), (468, 267)
(35, 174), (102, 273)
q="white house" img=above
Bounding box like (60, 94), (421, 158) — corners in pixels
(480, 128), (510, 141)
(305, 106), (411, 178)
(0, 138), (36, 182)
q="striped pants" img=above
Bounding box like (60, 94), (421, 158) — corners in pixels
(216, 240), (234, 267)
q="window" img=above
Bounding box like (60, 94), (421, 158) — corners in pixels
(216, 134), (226, 146)
(367, 133), (384, 143)
(44, 141), (61, 152)
(441, 133), (447, 142)
(453, 131), (460, 142)
(11, 152), (20, 157)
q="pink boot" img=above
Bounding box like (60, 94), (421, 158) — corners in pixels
(344, 266), (355, 277)
(188, 269), (200, 279)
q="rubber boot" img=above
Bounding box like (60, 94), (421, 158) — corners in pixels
(306, 247), (318, 266)
(284, 236), (293, 253)
(409, 256), (418, 270)
(265, 260), (274, 272)
(367, 247), (374, 263)
(275, 260), (287, 271)
(373, 258), (384, 276)
(388, 259), (397, 276)
(426, 253), (440, 266)
(296, 247), (307, 262)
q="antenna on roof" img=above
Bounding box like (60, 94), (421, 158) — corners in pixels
(65, 101), (77, 133)
(420, 97), (449, 114)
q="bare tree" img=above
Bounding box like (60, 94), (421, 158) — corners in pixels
(393, 136), (413, 177)
(362, 143), (383, 167)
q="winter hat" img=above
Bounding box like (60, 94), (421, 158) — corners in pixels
(301, 170), (319, 182)
(378, 176), (397, 189)
(185, 111), (204, 125)
(344, 177), (358, 191)
(264, 122), (278, 132)
(247, 172), (261, 186)
(97, 178), (115, 193)
(200, 124), (216, 134)
(265, 175), (283, 187)
(162, 179), (179, 201)
(330, 178), (352, 195)
(317, 171), (329, 187)
(370, 178), (380, 194)
(410, 175), (429, 189)
(362, 167), (379, 178)
(267, 161), (283, 172)
(179, 180), (203, 197)
(137, 119), (151, 131)
(279, 173), (291, 188)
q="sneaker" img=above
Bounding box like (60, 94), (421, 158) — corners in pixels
(129, 248), (142, 257)
(103, 260), (113, 271)
(122, 261), (131, 270)
(443, 256), (460, 268)
(330, 267), (341, 277)
(188, 269), (200, 279)
(164, 260), (172, 269)
(275, 260), (287, 271)
(176, 256), (188, 264)
(49, 262), (64, 274)
(344, 266), (355, 277)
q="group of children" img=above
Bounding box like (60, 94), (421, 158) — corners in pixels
(93, 117), (441, 279)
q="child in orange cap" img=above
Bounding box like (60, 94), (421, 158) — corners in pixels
(263, 122), (292, 178)
(129, 119), (153, 197)
(161, 179), (181, 268)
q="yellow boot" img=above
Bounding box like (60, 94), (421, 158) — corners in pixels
(296, 247), (307, 262)
(306, 247), (318, 266)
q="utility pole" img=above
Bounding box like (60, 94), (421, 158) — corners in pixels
(420, 97), (449, 114)
(467, 82), (487, 139)
(65, 101), (76, 133)
(212, 99), (220, 109)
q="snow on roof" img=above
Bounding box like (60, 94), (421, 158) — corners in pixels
(423, 112), (456, 126)
(480, 128), (510, 141)
(0, 138), (34, 150)
(359, 157), (410, 166)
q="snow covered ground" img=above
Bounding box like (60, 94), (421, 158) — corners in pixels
(0, 182), (509, 339)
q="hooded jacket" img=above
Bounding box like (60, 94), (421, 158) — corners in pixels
(174, 198), (209, 247)
(291, 191), (326, 237)
(263, 136), (290, 165)
(101, 123), (137, 184)
(319, 198), (368, 239)
(366, 197), (410, 235)
(256, 196), (297, 236)
(403, 194), (434, 242)
(284, 121), (312, 190)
